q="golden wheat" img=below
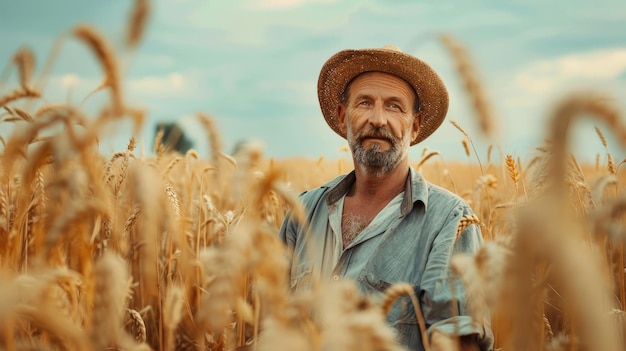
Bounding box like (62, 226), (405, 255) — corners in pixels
(1, 4), (625, 351)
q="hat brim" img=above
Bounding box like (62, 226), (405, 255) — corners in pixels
(317, 47), (449, 146)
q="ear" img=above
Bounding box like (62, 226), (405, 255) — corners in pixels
(337, 104), (347, 134)
(411, 113), (421, 141)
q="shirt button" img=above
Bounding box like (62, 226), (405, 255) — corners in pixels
(333, 275), (340, 281)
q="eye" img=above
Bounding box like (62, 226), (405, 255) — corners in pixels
(358, 100), (370, 106)
(388, 103), (403, 111)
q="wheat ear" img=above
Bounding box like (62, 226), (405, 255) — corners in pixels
(505, 154), (519, 196)
(163, 285), (185, 351)
(595, 125), (608, 149)
(12, 47), (36, 91)
(548, 93), (626, 198)
(440, 35), (493, 137)
(608, 153), (616, 174)
(450, 120), (469, 138)
(381, 283), (430, 351)
(0, 88), (40, 107)
(153, 127), (165, 153)
(197, 113), (223, 167)
(73, 25), (123, 115)
(462, 139), (470, 157)
(416, 151), (440, 170)
(456, 214), (480, 241)
(449, 120), (484, 174)
(2, 106), (33, 123)
(126, 0), (150, 49)
(125, 308), (147, 343)
(90, 252), (130, 349)
(163, 183), (181, 220)
(123, 205), (142, 236)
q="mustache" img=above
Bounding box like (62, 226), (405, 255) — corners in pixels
(355, 127), (398, 143)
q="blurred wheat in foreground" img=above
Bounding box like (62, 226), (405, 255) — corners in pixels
(1, 2), (626, 351)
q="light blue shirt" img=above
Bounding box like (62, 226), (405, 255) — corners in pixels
(279, 167), (494, 351)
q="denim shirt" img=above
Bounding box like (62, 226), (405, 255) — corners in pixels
(279, 167), (494, 351)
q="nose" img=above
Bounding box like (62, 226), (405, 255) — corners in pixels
(368, 104), (387, 128)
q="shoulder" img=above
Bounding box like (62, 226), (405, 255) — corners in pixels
(427, 182), (466, 205)
(409, 167), (469, 213)
(424, 180), (474, 217)
(297, 173), (348, 207)
(422, 181), (483, 248)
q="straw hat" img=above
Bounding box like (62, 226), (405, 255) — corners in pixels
(317, 45), (449, 145)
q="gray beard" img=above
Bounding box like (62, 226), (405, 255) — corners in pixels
(351, 141), (402, 176)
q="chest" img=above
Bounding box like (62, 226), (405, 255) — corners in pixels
(341, 196), (391, 247)
(341, 196), (391, 230)
(291, 198), (437, 292)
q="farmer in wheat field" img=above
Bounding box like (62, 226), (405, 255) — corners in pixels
(278, 45), (494, 351)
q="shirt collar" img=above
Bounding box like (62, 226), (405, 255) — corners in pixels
(326, 166), (428, 216)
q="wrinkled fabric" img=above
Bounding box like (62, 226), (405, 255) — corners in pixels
(279, 167), (494, 351)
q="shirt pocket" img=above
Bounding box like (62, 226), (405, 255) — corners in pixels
(360, 273), (421, 349)
(290, 264), (313, 292)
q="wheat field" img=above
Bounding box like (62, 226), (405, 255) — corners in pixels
(1, 1), (626, 351)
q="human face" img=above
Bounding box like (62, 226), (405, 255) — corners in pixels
(337, 72), (420, 174)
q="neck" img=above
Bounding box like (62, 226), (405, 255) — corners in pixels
(349, 158), (409, 201)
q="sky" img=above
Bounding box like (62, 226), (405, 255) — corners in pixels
(0, 0), (625, 163)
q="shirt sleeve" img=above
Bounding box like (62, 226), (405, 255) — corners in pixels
(279, 188), (313, 250)
(419, 203), (494, 351)
(278, 211), (297, 264)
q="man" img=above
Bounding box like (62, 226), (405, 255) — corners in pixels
(279, 45), (493, 351)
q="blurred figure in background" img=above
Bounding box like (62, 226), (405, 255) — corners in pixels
(155, 122), (193, 154)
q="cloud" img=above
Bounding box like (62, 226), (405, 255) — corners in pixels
(41, 72), (205, 114)
(250, 0), (336, 10)
(41, 74), (102, 106)
(515, 48), (626, 94)
(126, 72), (199, 100)
(129, 73), (184, 91)
(60, 73), (82, 88)
(258, 79), (318, 106)
(176, 1), (367, 45)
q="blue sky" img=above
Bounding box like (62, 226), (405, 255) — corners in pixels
(1, 0), (625, 163)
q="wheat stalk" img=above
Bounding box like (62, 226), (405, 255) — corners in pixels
(380, 283), (430, 351)
(449, 120), (484, 174)
(197, 113), (223, 168)
(163, 157), (182, 178)
(440, 35), (493, 138)
(416, 151), (440, 171)
(90, 253), (131, 349)
(73, 25), (123, 115)
(450, 120), (468, 138)
(0, 88), (40, 107)
(163, 285), (184, 351)
(548, 93), (626, 199)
